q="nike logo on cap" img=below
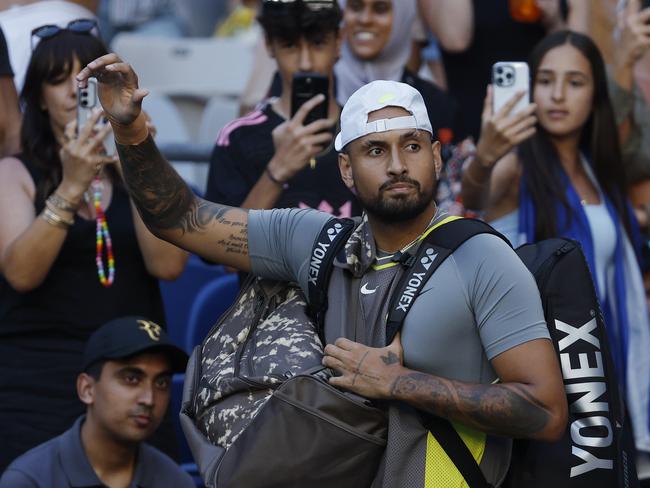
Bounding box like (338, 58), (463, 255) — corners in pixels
(360, 283), (377, 295)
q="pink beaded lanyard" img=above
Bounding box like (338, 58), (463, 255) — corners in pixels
(92, 177), (115, 287)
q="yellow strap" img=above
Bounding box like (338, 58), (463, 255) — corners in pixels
(371, 216), (462, 271)
(424, 423), (487, 488)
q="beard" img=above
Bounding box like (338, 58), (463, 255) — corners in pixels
(358, 175), (435, 223)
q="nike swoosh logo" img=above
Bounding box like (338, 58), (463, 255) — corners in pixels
(360, 283), (377, 295)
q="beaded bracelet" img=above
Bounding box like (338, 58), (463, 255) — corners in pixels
(47, 192), (78, 213)
(41, 207), (73, 228)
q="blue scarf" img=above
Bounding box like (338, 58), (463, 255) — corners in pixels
(519, 166), (629, 380)
(518, 162), (650, 452)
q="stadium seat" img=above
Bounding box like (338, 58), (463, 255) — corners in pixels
(171, 374), (203, 486)
(142, 93), (191, 144)
(185, 273), (240, 351)
(111, 34), (255, 99)
(198, 96), (240, 144)
(160, 255), (226, 351)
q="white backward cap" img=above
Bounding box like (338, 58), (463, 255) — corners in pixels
(334, 80), (433, 152)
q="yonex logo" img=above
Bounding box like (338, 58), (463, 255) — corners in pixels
(309, 222), (345, 285)
(327, 222), (343, 241)
(420, 248), (438, 270)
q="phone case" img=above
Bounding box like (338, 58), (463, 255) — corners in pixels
(291, 73), (329, 125)
(77, 77), (99, 131)
(76, 78), (115, 155)
(492, 62), (530, 115)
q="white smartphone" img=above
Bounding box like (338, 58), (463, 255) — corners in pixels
(77, 77), (115, 155)
(492, 62), (530, 115)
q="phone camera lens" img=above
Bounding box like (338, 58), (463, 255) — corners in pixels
(506, 72), (513, 79)
(496, 77), (504, 86)
(496, 67), (503, 74)
(81, 100), (87, 107)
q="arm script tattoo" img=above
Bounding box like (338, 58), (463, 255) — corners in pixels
(116, 136), (249, 255)
(392, 372), (550, 438)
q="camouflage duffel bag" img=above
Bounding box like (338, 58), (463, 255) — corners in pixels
(180, 277), (388, 488)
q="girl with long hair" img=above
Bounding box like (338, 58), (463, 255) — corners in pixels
(0, 22), (187, 469)
(461, 29), (650, 455)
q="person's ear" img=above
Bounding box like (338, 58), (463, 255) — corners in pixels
(77, 373), (96, 407)
(338, 151), (354, 190)
(432, 140), (442, 179)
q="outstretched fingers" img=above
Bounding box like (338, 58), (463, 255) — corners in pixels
(76, 53), (123, 86)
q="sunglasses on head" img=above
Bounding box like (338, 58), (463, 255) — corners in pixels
(30, 18), (99, 50)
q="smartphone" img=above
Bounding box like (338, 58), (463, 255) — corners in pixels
(492, 62), (530, 115)
(77, 77), (115, 155)
(643, 0), (650, 10)
(291, 73), (329, 125)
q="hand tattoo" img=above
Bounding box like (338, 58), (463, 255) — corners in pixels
(381, 351), (400, 366)
(351, 352), (370, 385)
(391, 372), (550, 438)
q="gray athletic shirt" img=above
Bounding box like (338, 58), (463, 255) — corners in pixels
(248, 208), (549, 486)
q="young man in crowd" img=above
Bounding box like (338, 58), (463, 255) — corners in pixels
(205, 0), (360, 218)
(0, 317), (193, 488)
(77, 51), (568, 485)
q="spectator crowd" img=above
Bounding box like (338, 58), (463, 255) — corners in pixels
(0, 0), (650, 487)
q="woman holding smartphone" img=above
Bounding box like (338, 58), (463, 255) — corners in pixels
(461, 30), (650, 454)
(0, 21), (187, 470)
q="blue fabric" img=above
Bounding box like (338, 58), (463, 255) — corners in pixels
(518, 165), (629, 386)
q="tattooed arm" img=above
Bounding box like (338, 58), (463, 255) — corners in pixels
(76, 54), (252, 270)
(323, 335), (567, 442)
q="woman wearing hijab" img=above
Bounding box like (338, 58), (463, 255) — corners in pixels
(335, 0), (464, 143)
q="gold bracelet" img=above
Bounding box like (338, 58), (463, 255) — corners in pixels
(42, 206), (74, 228)
(48, 192), (78, 213)
(41, 209), (69, 229)
(45, 200), (75, 225)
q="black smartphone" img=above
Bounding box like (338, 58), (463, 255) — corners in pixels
(643, 0), (650, 10)
(291, 72), (329, 125)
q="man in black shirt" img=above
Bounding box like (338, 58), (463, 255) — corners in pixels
(0, 317), (193, 488)
(205, 0), (360, 218)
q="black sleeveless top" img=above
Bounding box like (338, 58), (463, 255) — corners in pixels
(0, 156), (166, 469)
(0, 157), (165, 340)
(440, 0), (548, 141)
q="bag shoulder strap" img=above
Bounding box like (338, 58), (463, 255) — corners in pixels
(385, 217), (508, 344)
(306, 217), (356, 342)
(385, 217), (506, 488)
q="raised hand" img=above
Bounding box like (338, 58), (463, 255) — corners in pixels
(618, 0), (650, 68)
(266, 94), (336, 183)
(76, 53), (149, 128)
(475, 85), (537, 168)
(58, 110), (115, 200)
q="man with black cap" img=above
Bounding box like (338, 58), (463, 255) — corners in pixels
(0, 316), (193, 488)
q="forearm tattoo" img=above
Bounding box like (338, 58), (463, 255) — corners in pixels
(392, 372), (550, 438)
(116, 136), (248, 254)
